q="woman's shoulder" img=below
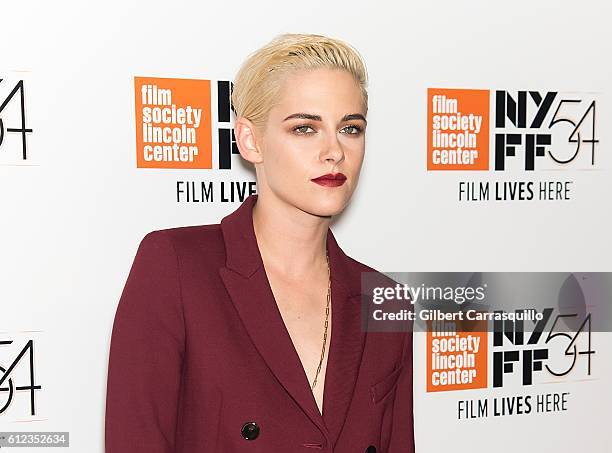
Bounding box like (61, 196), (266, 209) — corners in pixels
(138, 223), (226, 261)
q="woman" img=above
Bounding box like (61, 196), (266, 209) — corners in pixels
(105, 33), (414, 453)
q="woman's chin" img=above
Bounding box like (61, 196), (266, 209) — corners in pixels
(300, 193), (351, 218)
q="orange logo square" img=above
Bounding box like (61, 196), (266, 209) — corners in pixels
(134, 77), (213, 169)
(426, 318), (488, 392)
(427, 88), (490, 170)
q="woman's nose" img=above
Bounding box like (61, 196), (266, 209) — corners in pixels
(322, 133), (345, 164)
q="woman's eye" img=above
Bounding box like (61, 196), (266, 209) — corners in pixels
(293, 125), (315, 135)
(292, 124), (363, 135)
(342, 125), (363, 135)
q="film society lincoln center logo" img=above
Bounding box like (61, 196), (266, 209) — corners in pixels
(134, 76), (212, 169)
(427, 88), (490, 171)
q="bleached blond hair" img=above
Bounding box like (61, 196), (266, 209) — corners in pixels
(231, 33), (368, 132)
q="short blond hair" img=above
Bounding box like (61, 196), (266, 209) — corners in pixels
(231, 33), (368, 132)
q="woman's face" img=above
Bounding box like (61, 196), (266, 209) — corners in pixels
(254, 67), (367, 217)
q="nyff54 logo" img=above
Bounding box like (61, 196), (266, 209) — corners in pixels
(0, 77), (33, 165)
(0, 339), (41, 417)
(493, 309), (594, 388)
(427, 88), (599, 171)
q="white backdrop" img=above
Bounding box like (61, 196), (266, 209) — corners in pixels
(1, 0), (611, 451)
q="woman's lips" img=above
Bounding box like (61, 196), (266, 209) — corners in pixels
(311, 173), (347, 187)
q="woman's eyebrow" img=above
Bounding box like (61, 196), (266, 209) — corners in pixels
(283, 113), (322, 122)
(342, 113), (367, 124)
(283, 112), (367, 124)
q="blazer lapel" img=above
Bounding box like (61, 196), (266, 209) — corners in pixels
(218, 194), (366, 446)
(322, 232), (366, 446)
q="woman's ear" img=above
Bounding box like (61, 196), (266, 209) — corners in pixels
(234, 117), (264, 164)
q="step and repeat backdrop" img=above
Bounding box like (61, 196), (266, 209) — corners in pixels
(1, 0), (611, 452)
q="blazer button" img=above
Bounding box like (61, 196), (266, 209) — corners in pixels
(365, 446), (376, 453)
(241, 421), (260, 440)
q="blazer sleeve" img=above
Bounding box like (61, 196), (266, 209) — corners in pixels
(387, 329), (416, 453)
(105, 231), (185, 453)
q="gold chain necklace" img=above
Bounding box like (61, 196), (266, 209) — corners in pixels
(311, 251), (331, 390)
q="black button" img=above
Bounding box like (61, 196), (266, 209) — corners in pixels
(240, 422), (259, 440)
(365, 446), (376, 453)
(241, 421), (260, 440)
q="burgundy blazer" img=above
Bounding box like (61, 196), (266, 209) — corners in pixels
(105, 194), (414, 453)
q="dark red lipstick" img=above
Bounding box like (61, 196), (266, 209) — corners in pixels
(311, 173), (347, 187)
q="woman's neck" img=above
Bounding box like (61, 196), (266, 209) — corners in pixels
(252, 194), (331, 280)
